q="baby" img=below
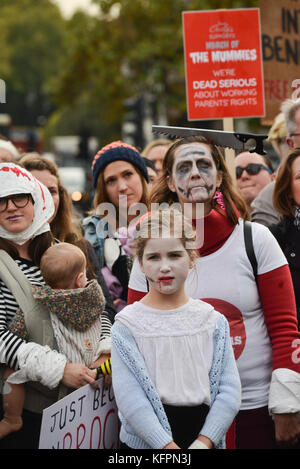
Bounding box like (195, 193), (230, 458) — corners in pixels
(0, 242), (111, 439)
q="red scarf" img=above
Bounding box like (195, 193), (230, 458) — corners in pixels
(193, 209), (236, 256)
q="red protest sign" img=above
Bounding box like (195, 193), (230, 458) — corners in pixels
(182, 9), (265, 120)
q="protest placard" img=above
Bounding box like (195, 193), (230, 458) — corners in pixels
(182, 8), (265, 121)
(39, 380), (119, 449)
(260, 0), (300, 125)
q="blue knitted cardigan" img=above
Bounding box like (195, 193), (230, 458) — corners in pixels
(111, 312), (241, 450)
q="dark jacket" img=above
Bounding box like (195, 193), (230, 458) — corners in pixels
(269, 216), (300, 327)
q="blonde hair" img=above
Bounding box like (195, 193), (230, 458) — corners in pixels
(40, 242), (86, 289)
(135, 209), (198, 265)
(141, 138), (172, 157)
(273, 148), (300, 217)
(281, 98), (300, 135)
(267, 113), (287, 156)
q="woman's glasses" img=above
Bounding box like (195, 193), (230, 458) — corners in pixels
(235, 163), (273, 180)
(0, 194), (32, 213)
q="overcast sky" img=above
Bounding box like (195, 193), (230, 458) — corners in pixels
(52, 0), (100, 18)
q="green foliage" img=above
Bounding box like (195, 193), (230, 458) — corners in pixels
(0, 0), (66, 125)
(0, 0), (260, 141)
(50, 0), (260, 141)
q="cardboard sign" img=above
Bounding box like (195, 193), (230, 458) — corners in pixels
(182, 9), (265, 120)
(260, 0), (300, 125)
(39, 380), (119, 449)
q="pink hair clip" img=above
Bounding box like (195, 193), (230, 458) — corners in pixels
(213, 190), (225, 210)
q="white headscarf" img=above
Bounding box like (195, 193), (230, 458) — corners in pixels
(0, 163), (54, 245)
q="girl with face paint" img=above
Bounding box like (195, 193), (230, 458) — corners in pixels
(128, 136), (300, 449)
(111, 209), (241, 450)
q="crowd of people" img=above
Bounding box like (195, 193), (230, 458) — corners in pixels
(0, 97), (299, 450)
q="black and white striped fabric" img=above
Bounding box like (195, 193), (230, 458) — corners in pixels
(0, 257), (112, 370)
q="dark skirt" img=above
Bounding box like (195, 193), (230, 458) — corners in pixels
(120, 403), (209, 449)
(163, 403), (209, 448)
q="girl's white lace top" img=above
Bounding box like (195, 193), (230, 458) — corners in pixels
(115, 298), (219, 406)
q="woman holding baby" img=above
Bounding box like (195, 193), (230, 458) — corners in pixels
(0, 162), (106, 448)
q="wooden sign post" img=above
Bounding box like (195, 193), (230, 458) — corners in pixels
(223, 117), (236, 183)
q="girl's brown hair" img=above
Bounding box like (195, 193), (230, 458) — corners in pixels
(273, 148), (300, 217)
(150, 136), (249, 224)
(135, 209), (198, 265)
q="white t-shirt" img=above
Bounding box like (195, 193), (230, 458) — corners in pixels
(128, 221), (287, 410)
(116, 298), (218, 406)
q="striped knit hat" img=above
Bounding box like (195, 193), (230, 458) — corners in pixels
(91, 141), (149, 188)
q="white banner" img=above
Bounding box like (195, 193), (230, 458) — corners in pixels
(39, 379), (119, 449)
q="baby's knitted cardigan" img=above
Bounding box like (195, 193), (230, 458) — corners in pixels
(111, 312), (241, 450)
(9, 279), (105, 339)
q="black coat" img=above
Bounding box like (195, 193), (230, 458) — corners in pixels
(269, 217), (300, 328)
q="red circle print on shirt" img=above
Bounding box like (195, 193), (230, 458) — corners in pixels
(202, 298), (246, 360)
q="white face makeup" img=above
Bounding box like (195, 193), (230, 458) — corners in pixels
(140, 237), (191, 296)
(169, 143), (221, 206)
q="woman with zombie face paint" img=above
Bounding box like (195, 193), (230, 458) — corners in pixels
(0, 163), (98, 449)
(111, 209), (241, 450)
(128, 136), (300, 449)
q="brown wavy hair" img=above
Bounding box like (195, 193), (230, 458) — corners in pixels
(19, 153), (82, 242)
(273, 148), (300, 217)
(150, 136), (249, 224)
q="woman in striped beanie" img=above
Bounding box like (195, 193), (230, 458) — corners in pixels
(83, 141), (150, 311)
